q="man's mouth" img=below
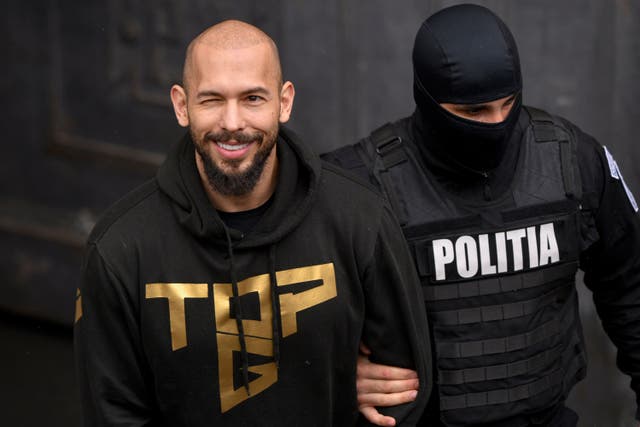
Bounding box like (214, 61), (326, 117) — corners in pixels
(216, 141), (251, 151)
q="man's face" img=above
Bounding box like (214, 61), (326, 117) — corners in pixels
(171, 42), (294, 196)
(439, 94), (516, 124)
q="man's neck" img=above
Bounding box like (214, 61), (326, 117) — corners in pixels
(196, 149), (279, 213)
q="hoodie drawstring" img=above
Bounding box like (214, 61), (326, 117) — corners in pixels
(223, 229), (282, 396)
(223, 226), (250, 396)
(268, 244), (281, 368)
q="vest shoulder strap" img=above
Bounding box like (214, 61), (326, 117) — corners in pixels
(366, 122), (410, 224)
(369, 122), (408, 170)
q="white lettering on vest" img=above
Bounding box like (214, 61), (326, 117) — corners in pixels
(527, 226), (539, 268)
(455, 236), (478, 278)
(431, 223), (561, 281)
(433, 239), (455, 281)
(506, 228), (526, 271)
(479, 234), (496, 275)
(539, 223), (560, 266)
(495, 232), (508, 273)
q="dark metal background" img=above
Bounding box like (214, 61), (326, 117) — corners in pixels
(1, 1), (638, 425)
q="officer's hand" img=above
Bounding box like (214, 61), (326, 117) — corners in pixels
(357, 344), (419, 427)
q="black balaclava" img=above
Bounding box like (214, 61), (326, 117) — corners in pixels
(412, 4), (523, 174)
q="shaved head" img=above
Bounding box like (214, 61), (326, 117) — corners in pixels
(182, 20), (282, 93)
(169, 19), (295, 211)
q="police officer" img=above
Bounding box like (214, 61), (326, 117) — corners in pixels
(322, 4), (640, 427)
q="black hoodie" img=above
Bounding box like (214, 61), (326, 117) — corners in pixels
(74, 127), (431, 426)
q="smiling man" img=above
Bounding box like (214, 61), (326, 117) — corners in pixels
(171, 26), (287, 209)
(74, 20), (431, 426)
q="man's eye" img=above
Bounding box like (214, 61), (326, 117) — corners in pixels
(246, 95), (264, 103)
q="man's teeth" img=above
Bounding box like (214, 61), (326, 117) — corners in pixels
(217, 142), (249, 151)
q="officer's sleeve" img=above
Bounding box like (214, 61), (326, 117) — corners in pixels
(360, 202), (432, 425)
(74, 243), (157, 426)
(578, 135), (640, 420)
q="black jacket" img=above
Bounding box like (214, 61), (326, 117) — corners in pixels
(74, 128), (431, 426)
(322, 108), (640, 425)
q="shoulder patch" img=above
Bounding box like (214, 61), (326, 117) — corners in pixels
(604, 146), (638, 212)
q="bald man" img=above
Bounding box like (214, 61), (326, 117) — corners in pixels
(74, 20), (431, 426)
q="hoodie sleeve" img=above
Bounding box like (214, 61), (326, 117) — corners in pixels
(576, 132), (640, 420)
(360, 202), (432, 426)
(74, 242), (158, 426)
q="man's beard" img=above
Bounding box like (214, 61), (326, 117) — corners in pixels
(192, 128), (278, 197)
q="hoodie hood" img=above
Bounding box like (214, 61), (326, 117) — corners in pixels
(156, 126), (320, 248)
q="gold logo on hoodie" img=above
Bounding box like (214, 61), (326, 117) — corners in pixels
(146, 262), (337, 413)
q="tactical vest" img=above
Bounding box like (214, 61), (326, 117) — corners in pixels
(356, 108), (587, 426)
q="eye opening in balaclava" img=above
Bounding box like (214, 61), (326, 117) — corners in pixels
(412, 3), (523, 173)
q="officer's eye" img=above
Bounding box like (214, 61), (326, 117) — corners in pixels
(463, 106), (485, 116)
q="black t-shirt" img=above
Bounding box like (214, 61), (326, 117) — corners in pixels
(216, 197), (274, 233)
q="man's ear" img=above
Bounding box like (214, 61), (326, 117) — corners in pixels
(278, 81), (295, 123)
(170, 84), (189, 127)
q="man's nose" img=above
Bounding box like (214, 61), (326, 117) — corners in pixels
(220, 101), (243, 131)
(486, 109), (509, 124)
